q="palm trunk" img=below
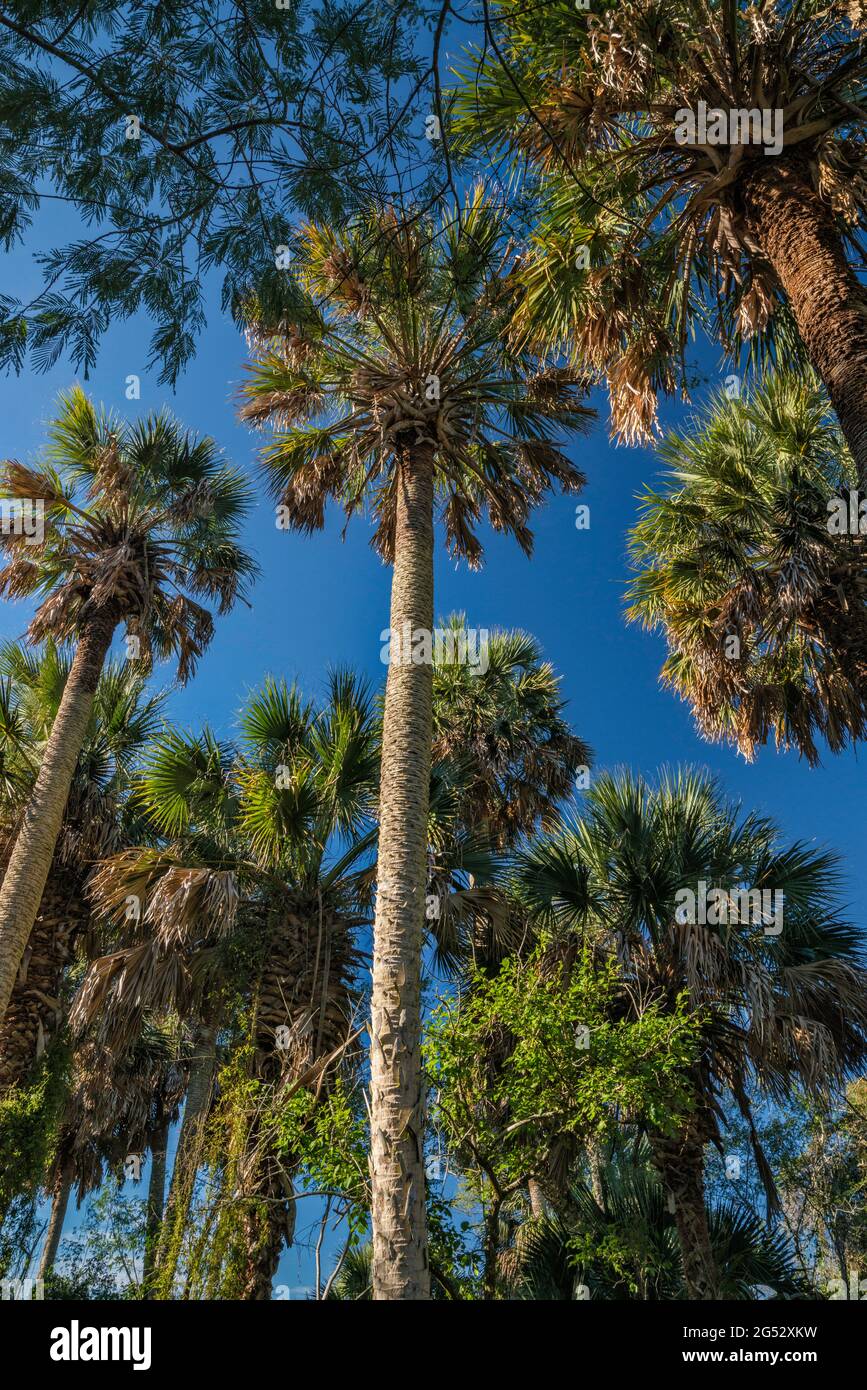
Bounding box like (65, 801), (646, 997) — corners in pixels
(650, 1130), (719, 1300)
(37, 1158), (73, 1281)
(240, 1166), (296, 1300)
(370, 444), (434, 1301)
(527, 1177), (546, 1220)
(0, 867), (84, 1096)
(741, 160), (867, 484)
(155, 1021), (218, 1296)
(143, 1119), (169, 1294)
(586, 1136), (606, 1209)
(0, 609), (116, 1018)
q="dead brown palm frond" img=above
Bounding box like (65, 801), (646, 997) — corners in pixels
(146, 867), (239, 945)
(1, 461), (67, 509)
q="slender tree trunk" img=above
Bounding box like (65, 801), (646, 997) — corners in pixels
(37, 1159), (73, 1281)
(741, 159), (867, 484)
(240, 1167), (296, 1301)
(527, 1177), (546, 1220)
(0, 609), (116, 1018)
(650, 1130), (719, 1300)
(0, 866), (85, 1096)
(482, 1194), (502, 1300)
(370, 444), (435, 1301)
(143, 1119), (169, 1295)
(155, 1021), (218, 1296)
(586, 1136), (606, 1209)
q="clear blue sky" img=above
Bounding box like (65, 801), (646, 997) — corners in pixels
(7, 191), (866, 1292)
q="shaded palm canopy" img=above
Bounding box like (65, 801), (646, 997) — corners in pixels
(627, 369), (867, 763)
(452, 0), (867, 464)
(515, 768), (867, 1292)
(431, 614), (592, 848)
(74, 672), (381, 1061)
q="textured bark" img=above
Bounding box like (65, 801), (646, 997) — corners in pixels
(741, 160), (867, 485)
(650, 1130), (719, 1300)
(370, 445), (434, 1300)
(0, 610), (116, 1019)
(37, 1158), (73, 1281)
(239, 1165), (296, 1301)
(0, 864), (86, 1095)
(155, 1021), (218, 1294)
(586, 1136), (606, 1210)
(239, 906), (356, 1300)
(143, 1119), (169, 1294)
(527, 1177), (546, 1220)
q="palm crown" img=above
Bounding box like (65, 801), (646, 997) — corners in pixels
(238, 190), (594, 564)
(454, 1), (867, 443)
(626, 369), (866, 762)
(516, 767), (867, 1156)
(431, 614), (592, 846)
(0, 387), (256, 680)
(0, 638), (165, 861)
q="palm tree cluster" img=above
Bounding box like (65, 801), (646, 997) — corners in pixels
(0, 0), (866, 1307)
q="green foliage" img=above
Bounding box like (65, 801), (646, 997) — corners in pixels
(0, 1), (432, 380)
(426, 946), (701, 1190)
(0, 1041), (69, 1216)
(275, 1078), (368, 1242)
(46, 1185), (146, 1300)
(627, 367), (867, 762)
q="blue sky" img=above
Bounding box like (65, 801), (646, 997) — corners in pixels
(7, 191), (866, 1291)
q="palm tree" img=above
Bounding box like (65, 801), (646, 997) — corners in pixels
(505, 1152), (809, 1301)
(237, 191), (595, 1297)
(75, 673), (379, 1298)
(36, 1019), (187, 1286)
(454, 3), (867, 470)
(0, 388), (255, 1021)
(0, 640), (164, 1093)
(514, 767), (867, 1298)
(627, 368), (867, 763)
(431, 614), (592, 849)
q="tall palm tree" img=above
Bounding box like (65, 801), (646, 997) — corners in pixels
(626, 368), (867, 763)
(431, 614), (592, 849)
(514, 767), (867, 1298)
(238, 191), (595, 1297)
(0, 388), (255, 1021)
(0, 640), (165, 1093)
(75, 673), (379, 1299)
(454, 2), (867, 470)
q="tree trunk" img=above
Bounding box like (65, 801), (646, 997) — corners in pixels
(482, 1194), (502, 1300)
(155, 1021), (218, 1296)
(741, 160), (867, 484)
(0, 609), (116, 1018)
(650, 1130), (719, 1300)
(586, 1136), (606, 1209)
(37, 1158), (73, 1281)
(370, 444), (435, 1301)
(0, 865), (85, 1096)
(143, 1119), (169, 1295)
(527, 1177), (546, 1220)
(240, 1165), (296, 1301)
